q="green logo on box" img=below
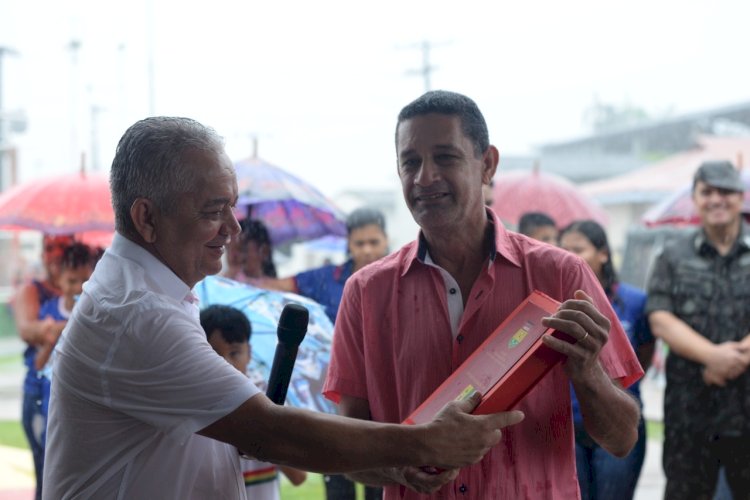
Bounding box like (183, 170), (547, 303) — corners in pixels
(509, 320), (534, 348)
(455, 385), (475, 401)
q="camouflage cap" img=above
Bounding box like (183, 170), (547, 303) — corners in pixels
(693, 160), (744, 192)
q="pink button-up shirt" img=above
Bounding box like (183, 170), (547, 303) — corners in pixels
(324, 211), (642, 500)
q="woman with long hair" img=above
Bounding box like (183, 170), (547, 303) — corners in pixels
(13, 234), (73, 500)
(225, 219), (278, 280)
(559, 219), (655, 500)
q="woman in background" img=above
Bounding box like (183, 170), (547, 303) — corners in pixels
(235, 207), (389, 326)
(559, 219), (655, 500)
(224, 218), (278, 281)
(13, 235), (73, 500)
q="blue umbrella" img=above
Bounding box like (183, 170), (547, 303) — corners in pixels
(233, 156), (347, 246)
(195, 275), (336, 414)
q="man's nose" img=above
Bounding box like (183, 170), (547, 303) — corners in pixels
(224, 210), (242, 236)
(707, 190), (725, 203)
(414, 160), (440, 186)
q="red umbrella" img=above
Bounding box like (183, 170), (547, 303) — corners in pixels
(641, 169), (750, 226)
(491, 168), (608, 228)
(0, 171), (114, 235)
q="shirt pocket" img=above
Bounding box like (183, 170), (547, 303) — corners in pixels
(728, 261), (750, 327)
(672, 267), (713, 332)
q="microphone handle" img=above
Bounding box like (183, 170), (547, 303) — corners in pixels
(266, 342), (299, 405)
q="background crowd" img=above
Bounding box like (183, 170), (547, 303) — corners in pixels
(2, 92), (748, 500)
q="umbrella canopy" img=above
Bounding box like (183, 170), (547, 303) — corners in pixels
(195, 275), (335, 414)
(0, 171), (114, 234)
(491, 169), (608, 229)
(233, 156), (346, 246)
(641, 169), (750, 226)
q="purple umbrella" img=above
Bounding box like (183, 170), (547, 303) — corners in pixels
(233, 156), (347, 246)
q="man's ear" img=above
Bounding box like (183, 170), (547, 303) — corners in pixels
(482, 145), (499, 184)
(130, 198), (158, 243)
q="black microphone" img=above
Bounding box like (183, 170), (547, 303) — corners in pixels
(265, 303), (309, 405)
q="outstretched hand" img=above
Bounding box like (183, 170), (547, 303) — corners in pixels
(421, 391), (524, 471)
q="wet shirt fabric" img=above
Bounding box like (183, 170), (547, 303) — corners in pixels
(324, 209), (643, 500)
(43, 234), (258, 500)
(294, 259), (354, 324)
(646, 226), (750, 440)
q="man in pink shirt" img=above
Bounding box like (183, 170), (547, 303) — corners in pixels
(323, 91), (643, 499)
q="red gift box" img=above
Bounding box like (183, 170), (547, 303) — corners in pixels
(404, 290), (574, 425)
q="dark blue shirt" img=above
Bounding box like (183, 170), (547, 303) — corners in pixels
(23, 281), (59, 396)
(294, 260), (354, 324)
(571, 282), (654, 425)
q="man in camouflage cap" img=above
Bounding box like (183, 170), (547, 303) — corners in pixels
(646, 160), (750, 498)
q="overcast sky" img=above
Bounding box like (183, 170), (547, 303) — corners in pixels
(1, 0), (748, 197)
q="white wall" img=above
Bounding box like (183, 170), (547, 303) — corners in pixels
(600, 201), (654, 266)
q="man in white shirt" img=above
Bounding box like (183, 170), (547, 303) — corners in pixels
(43, 116), (524, 499)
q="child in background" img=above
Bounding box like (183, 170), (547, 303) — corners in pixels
(517, 211), (559, 245)
(200, 304), (307, 499)
(15, 234), (72, 500)
(35, 242), (94, 371)
(27, 241), (93, 498)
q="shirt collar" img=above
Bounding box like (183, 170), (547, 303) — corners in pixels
(401, 207), (520, 276)
(109, 233), (194, 303)
(334, 259), (355, 283)
(695, 222), (750, 256)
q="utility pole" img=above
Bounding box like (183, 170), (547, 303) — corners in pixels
(404, 40), (447, 92)
(90, 104), (103, 171)
(146, 0), (156, 115)
(117, 43), (127, 128)
(0, 46), (20, 191)
(0, 47), (19, 141)
(68, 39), (82, 170)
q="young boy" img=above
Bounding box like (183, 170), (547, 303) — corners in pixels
(517, 211), (559, 245)
(199, 304), (307, 499)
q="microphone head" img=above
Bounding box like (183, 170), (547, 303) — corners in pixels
(277, 303), (309, 346)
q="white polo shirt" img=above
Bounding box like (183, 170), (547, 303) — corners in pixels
(44, 234), (259, 500)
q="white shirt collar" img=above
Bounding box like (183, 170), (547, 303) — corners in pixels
(423, 249), (464, 340)
(109, 233), (194, 304)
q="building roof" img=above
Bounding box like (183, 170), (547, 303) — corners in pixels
(540, 100), (750, 155)
(580, 136), (750, 204)
(536, 100), (750, 183)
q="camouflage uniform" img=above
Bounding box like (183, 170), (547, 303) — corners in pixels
(647, 225), (750, 499)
